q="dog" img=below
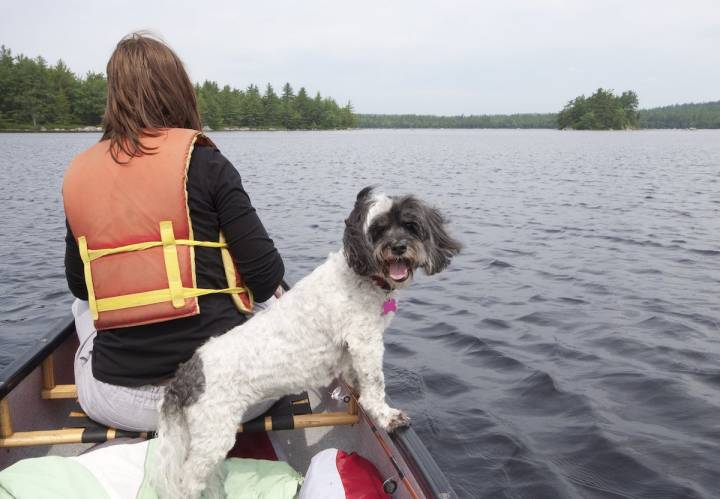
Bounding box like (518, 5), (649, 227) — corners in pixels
(152, 187), (461, 498)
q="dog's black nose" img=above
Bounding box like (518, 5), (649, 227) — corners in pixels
(391, 242), (407, 255)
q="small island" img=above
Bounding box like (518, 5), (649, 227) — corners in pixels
(557, 88), (639, 130)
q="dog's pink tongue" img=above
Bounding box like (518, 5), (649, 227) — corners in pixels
(388, 261), (408, 280)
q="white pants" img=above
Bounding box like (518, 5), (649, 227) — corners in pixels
(72, 299), (274, 432)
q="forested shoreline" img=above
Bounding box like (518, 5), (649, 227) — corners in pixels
(2, 46), (718, 131)
(638, 101), (720, 129)
(0, 46), (355, 131)
(358, 100), (720, 130)
(356, 113), (556, 129)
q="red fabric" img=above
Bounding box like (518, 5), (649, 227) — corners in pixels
(336, 450), (390, 499)
(226, 432), (278, 461)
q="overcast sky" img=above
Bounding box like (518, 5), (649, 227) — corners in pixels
(3, 0), (719, 114)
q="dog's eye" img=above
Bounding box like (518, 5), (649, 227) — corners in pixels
(369, 224), (385, 241)
(403, 222), (419, 234)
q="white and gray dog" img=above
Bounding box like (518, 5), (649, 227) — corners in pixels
(153, 187), (461, 498)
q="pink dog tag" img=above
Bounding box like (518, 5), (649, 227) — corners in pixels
(382, 298), (397, 315)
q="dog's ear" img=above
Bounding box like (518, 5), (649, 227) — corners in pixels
(422, 205), (462, 275)
(343, 188), (376, 276)
(355, 186), (375, 203)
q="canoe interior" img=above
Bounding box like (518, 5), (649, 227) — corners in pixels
(0, 327), (84, 464)
(0, 319), (456, 498)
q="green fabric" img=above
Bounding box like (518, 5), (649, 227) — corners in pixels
(0, 440), (301, 499)
(221, 459), (302, 499)
(138, 440), (302, 499)
(0, 456), (109, 499)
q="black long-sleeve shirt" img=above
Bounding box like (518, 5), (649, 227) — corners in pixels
(64, 145), (284, 386)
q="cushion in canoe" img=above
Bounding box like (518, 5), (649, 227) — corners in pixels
(0, 439), (302, 499)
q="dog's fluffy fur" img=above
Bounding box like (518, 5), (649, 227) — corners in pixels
(153, 187), (461, 498)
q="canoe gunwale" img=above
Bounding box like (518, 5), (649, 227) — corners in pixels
(391, 422), (458, 499)
(0, 315), (75, 401)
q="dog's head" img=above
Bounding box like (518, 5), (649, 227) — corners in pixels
(343, 186), (461, 289)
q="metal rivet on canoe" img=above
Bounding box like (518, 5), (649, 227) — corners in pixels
(383, 478), (398, 494)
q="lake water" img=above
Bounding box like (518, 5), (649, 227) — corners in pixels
(1, 129), (719, 498)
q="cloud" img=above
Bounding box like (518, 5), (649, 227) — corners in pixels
(2, 0), (719, 114)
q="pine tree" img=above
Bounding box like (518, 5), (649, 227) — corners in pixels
(295, 87), (312, 128)
(74, 72), (106, 125)
(263, 83), (282, 126)
(218, 85), (242, 127)
(241, 84), (264, 127)
(281, 82), (296, 129)
(341, 101), (356, 128)
(310, 92), (324, 127)
(197, 80), (223, 129)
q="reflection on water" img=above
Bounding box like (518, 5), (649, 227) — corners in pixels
(1, 130), (719, 498)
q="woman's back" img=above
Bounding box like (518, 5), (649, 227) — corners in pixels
(65, 142), (284, 385)
(62, 33), (284, 431)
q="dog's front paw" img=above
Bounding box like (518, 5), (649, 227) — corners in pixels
(383, 408), (410, 432)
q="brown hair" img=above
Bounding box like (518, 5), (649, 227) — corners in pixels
(102, 32), (202, 162)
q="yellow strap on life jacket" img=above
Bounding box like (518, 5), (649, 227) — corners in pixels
(85, 239), (226, 261)
(94, 286), (249, 313)
(79, 220), (253, 320)
(160, 221), (185, 308)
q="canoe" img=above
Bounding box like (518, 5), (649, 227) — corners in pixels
(0, 315), (457, 498)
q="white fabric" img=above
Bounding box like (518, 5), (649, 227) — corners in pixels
(70, 441), (149, 499)
(72, 299), (275, 432)
(298, 448), (345, 499)
(72, 299), (95, 344)
(72, 299), (166, 432)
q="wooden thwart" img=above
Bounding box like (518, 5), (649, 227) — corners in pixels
(238, 411), (359, 433)
(0, 428), (151, 448)
(0, 411), (358, 448)
(41, 384), (77, 400)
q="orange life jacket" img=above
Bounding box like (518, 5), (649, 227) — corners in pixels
(62, 128), (253, 330)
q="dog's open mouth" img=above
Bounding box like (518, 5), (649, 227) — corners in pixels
(385, 259), (412, 282)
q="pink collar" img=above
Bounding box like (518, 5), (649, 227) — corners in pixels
(382, 298), (397, 315)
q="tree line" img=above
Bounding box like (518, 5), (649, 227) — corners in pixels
(195, 80), (355, 130)
(0, 47), (106, 129)
(638, 101), (720, 129)
(358, 94), (720, 130)
(356, 113), (556, 129)
(0, 46), (355, 130)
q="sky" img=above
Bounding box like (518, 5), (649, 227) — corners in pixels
(2, 0), (719, 115)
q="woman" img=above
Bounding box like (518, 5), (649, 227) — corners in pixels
(62, 33), (284, 432)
